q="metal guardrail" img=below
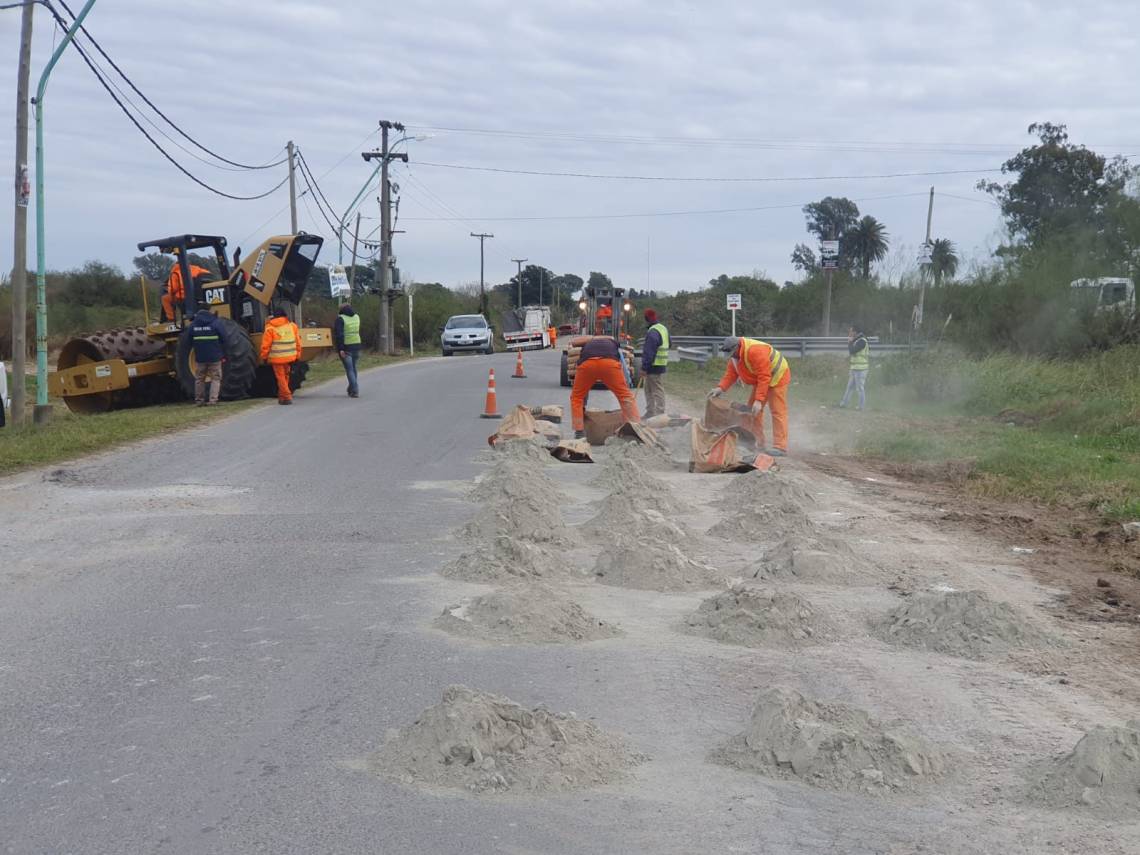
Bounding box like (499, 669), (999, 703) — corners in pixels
(663, 335), (923, 360)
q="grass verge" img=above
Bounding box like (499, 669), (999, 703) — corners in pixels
(665, 347), (1140, 522)
(0, 352), (411, 476)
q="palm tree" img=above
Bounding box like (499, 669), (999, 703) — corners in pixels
(930, 238), (959, 284)
(845, 215), (890, 279)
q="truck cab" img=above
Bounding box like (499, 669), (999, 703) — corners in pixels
(1070, 277), (1136, 316)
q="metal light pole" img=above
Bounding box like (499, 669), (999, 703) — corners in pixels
(34, 0), (98, 423)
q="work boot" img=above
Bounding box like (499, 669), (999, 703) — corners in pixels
(767, 448), (786, 457)
(279, 399), (292, 406)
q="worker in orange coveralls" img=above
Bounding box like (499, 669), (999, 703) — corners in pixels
(547, 325), (557, 348)
(594, 302), (613, 335)
(161, 251), (211, 322)
(259, 310), (301, 404)
(708, 336), (791, 456)
(570, 336), (639, 439)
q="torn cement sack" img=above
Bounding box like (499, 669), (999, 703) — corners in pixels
(704, 397), (754, 432)
(689, 421), (775, 474)
(530, 404), (564, 424)
(584, 409), (624, 445)
(550, 439), (594, 463)
(488, 404), (554, 447)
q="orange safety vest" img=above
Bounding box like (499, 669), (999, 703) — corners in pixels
(262, 317), (300, 363)
(732, 338), (789, 388)
(167, 263), (210, 300)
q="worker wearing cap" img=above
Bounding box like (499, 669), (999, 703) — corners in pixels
(334, 303), (362, 398)
(641, 308), (669, 419)
(571, 336), (640, 438)
(709, 336), (791, 456)
(260, 310), (301, 404)
(161, 249), (211, 322)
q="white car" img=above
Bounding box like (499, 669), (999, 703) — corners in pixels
(441, 314), (494, 356)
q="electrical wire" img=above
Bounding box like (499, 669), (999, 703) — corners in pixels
(294, 149), (342, 228)
(413, 160), (1003, 183)
(57, 0), (288, 171)
(45, 6), (289, 200)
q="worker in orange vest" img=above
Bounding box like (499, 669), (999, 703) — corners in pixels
(162, 258), (212, 322)
(709, 336), (791, 456)
(547, 325), (557, 348)
(571, 336), (639, 438)
(259, 310), (301, 404)
(594, 303), (613, 335)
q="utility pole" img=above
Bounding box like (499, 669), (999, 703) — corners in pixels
(917, 186), (935, 330)
(347, 211), (362, 292)
(511, 258), (528, 308)
(471, 233), (493, 316)
(821, 228), (835, 337)
(539, 267), (544, 306)
(363, 120), (407, 355)
(287, 140), (297, 233)
(9, 0), (34, 426)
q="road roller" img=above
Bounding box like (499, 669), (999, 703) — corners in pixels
(49, 232), (333, 414)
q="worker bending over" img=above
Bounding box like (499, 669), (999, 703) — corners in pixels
(260, 310), (301, 405)
(709, 336), (790, 456)
(571, 336), (640, 438)
(161, 251), (210, 322)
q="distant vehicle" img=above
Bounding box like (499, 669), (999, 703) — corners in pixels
(501, 306), (551, 351)
(440, 314), (494, 356)
(1070, 277), (1135, 316)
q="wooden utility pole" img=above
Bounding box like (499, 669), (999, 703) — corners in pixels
(917, 186), (935, 329)
(347, 211), (362, 291)
(471, 233), (493, 316)
(363, 121), (407, 354)
(9, 0), (34, 425)
(511, 258), (528, 308)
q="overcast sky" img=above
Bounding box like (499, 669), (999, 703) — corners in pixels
(2, 0), (1138, 295)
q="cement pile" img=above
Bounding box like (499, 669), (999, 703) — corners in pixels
(602, 435), (675, 470)
(440, 535), (564, 584)
(475, 437), (553, 466)
(464, 460), (570, 545)
(708, 501), (818, 543)
(470, 458), (565, 504)
(685, 586), (833, 647)
(750, 535), (869, 585)
(372, 685), (640, 794)
(581, 488), (692, 541)
(1031, 721), (1140, 810)
(589, 456), (671, 496)
(872, 590), (1059, 661)
(435, 585), (621, 644)
(714, 687), (945, 793)
(715, 470), (817, 510)
(592, 536), (723, 592)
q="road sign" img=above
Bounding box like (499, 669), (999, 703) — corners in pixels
(329, 264), (350, 297)
(820, 240), (840, 270)
(917, 243), (933, 265)
(726, 293), (742, 311)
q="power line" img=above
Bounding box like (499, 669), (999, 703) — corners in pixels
(57, 0), (288, 171)
(414, 160), (1002, 183)
(44, 6), (289, 200)
(294, 149), (342, 228)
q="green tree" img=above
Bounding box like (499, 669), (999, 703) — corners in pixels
(803, 197), (860, 248)
(845, 215), (890, 279)
(790, 243), (818, 275)
(132, 253), (173, 282)
(587, 271), (614, 291)
(929, 238), (959, 284)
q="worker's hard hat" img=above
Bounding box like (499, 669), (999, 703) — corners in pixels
(719, 336), (740, 354)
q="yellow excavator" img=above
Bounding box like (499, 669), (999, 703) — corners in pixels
(49, 232), (332, 413)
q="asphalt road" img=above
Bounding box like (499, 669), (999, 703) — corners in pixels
(0, 350), (677, 855)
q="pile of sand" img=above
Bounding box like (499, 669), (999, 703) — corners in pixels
(440, 535), (565, 584)
(685, 586), (833, 647)
(708, 503), (818, 543)
(372, 685), (641, 794)
(714, 687), (945, 793)
(602, 435), (675, 470)
(749, 535), (870, 585)
(592, 536), (723, 592)
(872, 590), (1059, 661)
(590, 456), (671, 496)
(581, 495), (690, 544)
(1031, 721), (1140, 810)
(715, 470), (817, 510)
(463, 460), (570, 545)
(474, 437), (553, 466)
(435, 586), (621, 644)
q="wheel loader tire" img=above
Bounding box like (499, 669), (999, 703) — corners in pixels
(251, 360), (310, 397)
(560, 351), (570, 387)
(175, 318), (256, 402)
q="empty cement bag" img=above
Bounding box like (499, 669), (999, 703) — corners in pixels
(488, 404), (547, 447)
(690, 421), (776, 474)
(584, 409), (625, 445)
(530, 404), (564, 423)
(704, 396), (754, 432)
(550, 439), (594, 463)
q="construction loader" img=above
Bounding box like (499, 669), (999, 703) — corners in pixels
(559, 283), (638, 388)
(49, 232), (332, 413)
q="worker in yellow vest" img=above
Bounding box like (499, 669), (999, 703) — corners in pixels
(640, 308), (669, 418)
(709, 336), (791, 456)
(839, 325), (869, 410)
(335, 303), (362, 398)
(259, 310), (301, 404)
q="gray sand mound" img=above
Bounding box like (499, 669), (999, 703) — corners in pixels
(750, 535), (871, 585)
(714, 687), (944, 793)
(435, 586), (621, 644)
(592, 537), (723, 592)
(1031, 721), (1140, 810)
(440, 535), (566, 584)
(581, 495), (690, 545)
(475, 437), (553, 466)
(715, 470), (817, 510)
(686, 586), (833, 647)
(590, 456), (670, 495)
(372, 685), (640, 794)
(709, 502), (818, 543)
(872, 590), (1059, 661)
(464, 461), (569, 545)
(602, 435), (675, 469)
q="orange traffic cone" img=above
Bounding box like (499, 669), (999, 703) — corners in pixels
(511, 349), (527, 379)
(480, 368), (502, 419)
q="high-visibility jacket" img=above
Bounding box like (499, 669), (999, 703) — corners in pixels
(166, 263), (210, 301)
(648, 323), (670, 368)
(260, 316), (300, 364)
(849, 336), (870, 370)
(717, 338), (789, 401)
(341, 313), (361, 345)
